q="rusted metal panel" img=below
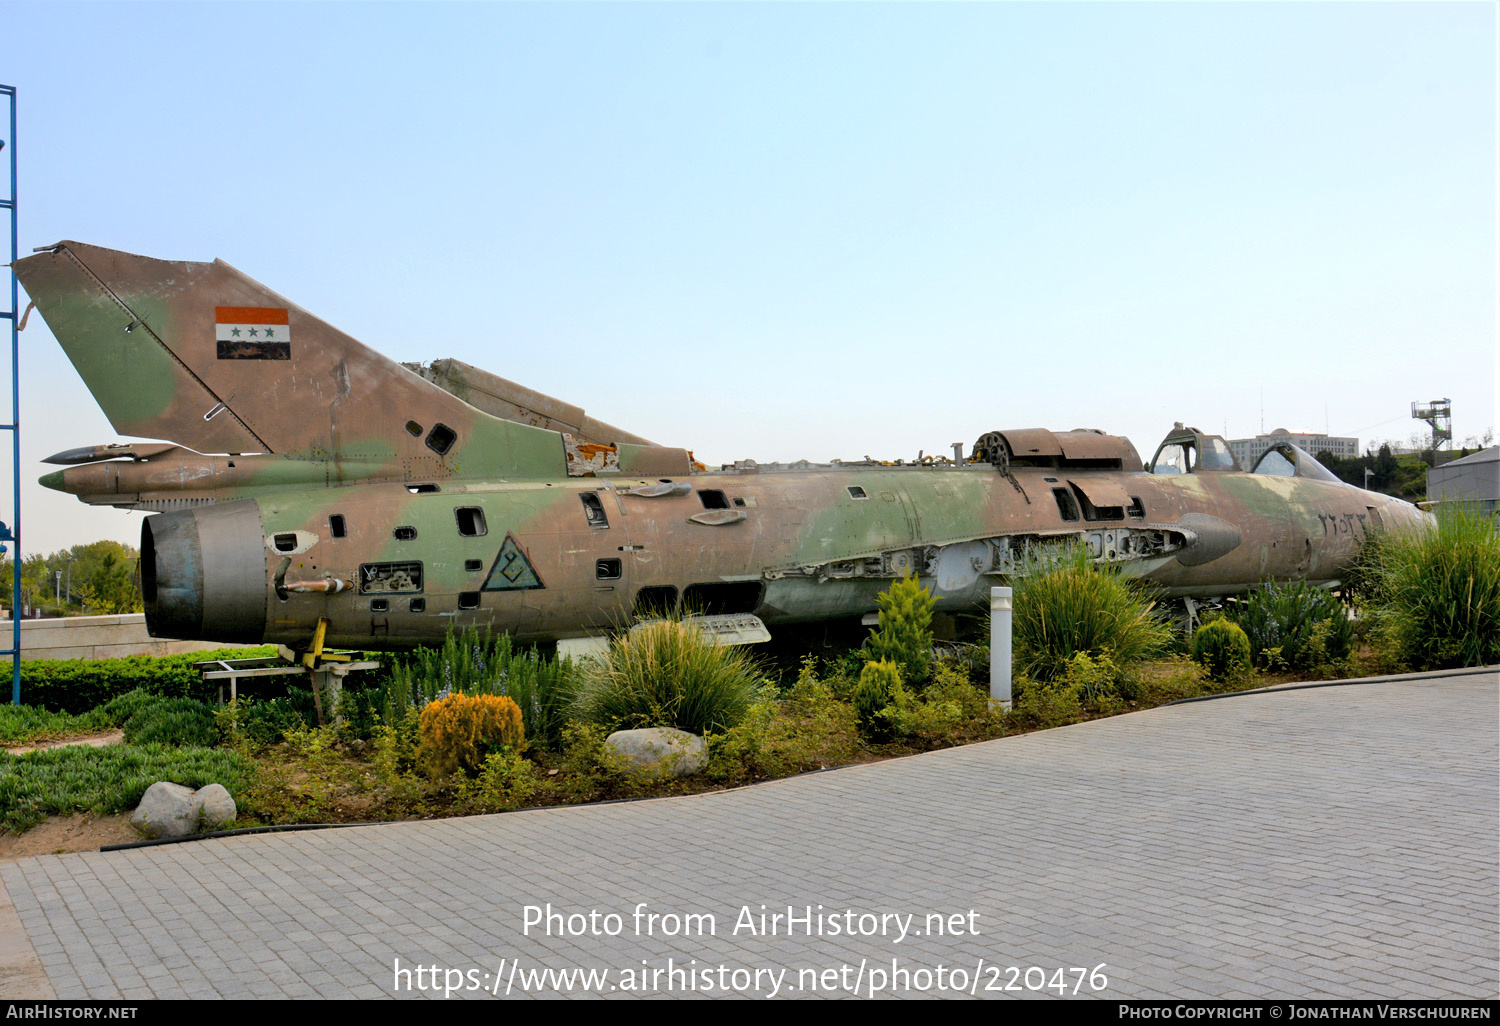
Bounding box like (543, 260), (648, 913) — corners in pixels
(1056, 430), (1144, 469)
(617, 445), (694, 477)
(997, 428), (1063, 458)
(1069, 477), (1136, 509)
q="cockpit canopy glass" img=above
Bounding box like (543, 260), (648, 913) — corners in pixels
(1151, 443), (1193, 475)
(1198, 437), (1237, 471)
(1149, 430), (1240, 475)
(1250, 443), (1343, 484)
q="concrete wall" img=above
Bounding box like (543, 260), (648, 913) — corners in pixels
(0, 614), (250, 662)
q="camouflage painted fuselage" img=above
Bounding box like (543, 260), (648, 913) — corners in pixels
(15, 242), (1427, 651)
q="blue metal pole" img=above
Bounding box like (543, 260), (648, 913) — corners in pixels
(3, 85), (17, 705)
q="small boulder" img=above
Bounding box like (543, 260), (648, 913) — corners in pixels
(197, 783), (237, 830)
(605, 728), (707, 778)
(130, 782), (201, 839)
(130, 781), (237, 839)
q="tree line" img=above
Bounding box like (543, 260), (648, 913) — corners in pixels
(0, 540), (142, 617)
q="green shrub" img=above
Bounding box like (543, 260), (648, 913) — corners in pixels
(1361, 509), (1500, 670)
(882, 662), (1003, 746)
(706, 674), (860, 785)
(852, 660), (904, 742)
(453, 747), (537, 812)
(1010, 672), (1084, 728)
(1230, 580), (1353, 672)
(1060, 650), (1130, 709)
(417, 693), (526, 777)
(1190, 619), (1253, 682)
(236, 696), (316, 747)
(867, 572), (936, 686)
(572, 621), (766, 736)
(557, 721), (632, 790)
(1009, 547), (1170, 683)
(373, 708), (422, 783)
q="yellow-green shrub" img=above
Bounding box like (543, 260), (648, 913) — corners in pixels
(867, 572), (936, 685)
(1190, 619), (1253, 682)
(853, 660), (905, 742)
(417, 693), (525, 777)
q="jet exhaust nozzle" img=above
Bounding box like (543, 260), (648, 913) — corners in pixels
(141, 501), (268, 643)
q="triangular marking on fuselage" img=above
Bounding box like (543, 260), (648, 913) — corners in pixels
(482, 533), (546, 591)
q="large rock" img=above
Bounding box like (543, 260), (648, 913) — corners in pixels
(130, 781), (237, 839)
(197, 783), (237, 830)
(605, 728), (707, 778)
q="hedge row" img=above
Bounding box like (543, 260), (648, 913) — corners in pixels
(6, 647), (278, 714)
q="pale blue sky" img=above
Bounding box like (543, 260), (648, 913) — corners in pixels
(3, 1), (1495, 554)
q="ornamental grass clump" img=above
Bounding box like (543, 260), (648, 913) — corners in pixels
(1361, 508), (1500, 670)
(572, 620), (765, 736)
(1008, 547), (1170, 688)
(417, 692), (525, 778)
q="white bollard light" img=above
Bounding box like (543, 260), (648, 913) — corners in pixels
(990, 586), (1012, 709)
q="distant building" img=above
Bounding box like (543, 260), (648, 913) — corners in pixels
(1425, 446), (1498, 517)
(1227, 428), (1360, 470)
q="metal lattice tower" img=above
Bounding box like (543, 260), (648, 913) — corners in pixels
(1411, 398), (1453, 453)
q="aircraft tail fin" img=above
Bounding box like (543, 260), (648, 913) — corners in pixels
(15, 241), (563, 478)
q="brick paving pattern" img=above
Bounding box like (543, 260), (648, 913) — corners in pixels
(2, 670), (1495, 999)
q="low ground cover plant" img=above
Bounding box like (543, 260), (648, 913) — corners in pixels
(0, 703), (115, 746)
(0, 743), (253, 834)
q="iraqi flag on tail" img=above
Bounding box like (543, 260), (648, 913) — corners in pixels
(215, 307), (291, 360)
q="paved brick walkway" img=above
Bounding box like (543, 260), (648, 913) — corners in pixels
(2, 670), (1495, 1000)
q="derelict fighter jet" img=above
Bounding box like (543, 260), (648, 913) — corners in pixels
(14, 241), (1427, 654)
